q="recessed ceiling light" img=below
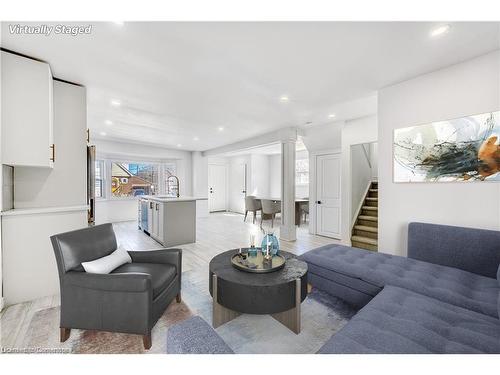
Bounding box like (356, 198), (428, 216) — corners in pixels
(100, 132), (107, 136)
(177, 144), (182, 147)
(110, 99), (121, 107)
(328, 114), (336, 119)
(430, 24), (450, 38)
(218, 127), (224, 131)
(105, 120), (113, 126)
(279, 95), (289, 103)
(193, 137), (199, 141)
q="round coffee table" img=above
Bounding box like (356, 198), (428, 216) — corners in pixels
(209, 249), (308, 334)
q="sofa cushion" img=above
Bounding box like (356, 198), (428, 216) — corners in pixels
(81, 247), (132, 274)
(498, 265), (500, 316)
(300, 244), (499, 317)
(112, 262), (176, 298)
(318, 286), (500, 354)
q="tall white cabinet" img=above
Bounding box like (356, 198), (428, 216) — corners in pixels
(1, 51), (88, 306)
(1, 50), (55, 168)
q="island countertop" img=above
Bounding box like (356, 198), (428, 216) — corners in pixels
(141, 195), (208, 203)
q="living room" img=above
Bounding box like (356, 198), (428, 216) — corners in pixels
(1, 1), (499, 374)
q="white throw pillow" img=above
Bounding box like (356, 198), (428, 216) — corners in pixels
(82, 247), (132, 274)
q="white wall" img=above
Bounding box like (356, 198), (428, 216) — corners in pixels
(340, 115), (378, 243)
(370, 143), (378, 179)
(250, 154), (269, 198)
(302, 122), (343, 152)
(350, 144), (373, 223)
(379, 50), (500, 256)
(267, 150), (309, 200)
(269, 154), (281, 198)
(94, 139), (193, 224)
(192, 151), (208, 198)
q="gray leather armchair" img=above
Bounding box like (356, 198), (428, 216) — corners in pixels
(50, 223), (182, 350)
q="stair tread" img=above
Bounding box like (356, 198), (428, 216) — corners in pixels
(358, 215), (378, 221)
(354, 225), (378, 233)
(369, 189), (378, 192)
(365, 197), (378, 201)
(362, 206), (378, 210)
(352, 236), (378, 245)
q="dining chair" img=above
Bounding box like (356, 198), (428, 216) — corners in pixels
(261, 199), (281, 228)
(244, 196), (261, 224)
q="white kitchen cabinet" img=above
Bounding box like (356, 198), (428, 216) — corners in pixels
(150, 201), (165, 241)
(1, 50), (54, 167)
(142, 196), (196, 247)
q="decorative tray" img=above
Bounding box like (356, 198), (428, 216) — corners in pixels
(230, 248), (286, 273)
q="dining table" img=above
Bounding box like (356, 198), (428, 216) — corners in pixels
(255, 197), (309, 226)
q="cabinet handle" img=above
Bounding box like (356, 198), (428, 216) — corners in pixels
(156, 203), (159, 211)
(50, 144), (55, 162)
(149, 202), (153, 209)
(86, 129), (90, 143)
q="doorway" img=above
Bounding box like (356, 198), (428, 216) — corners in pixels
(208, 164), (227, 212)
(229, 163), (247, 214)
(315, 152), (341, 238)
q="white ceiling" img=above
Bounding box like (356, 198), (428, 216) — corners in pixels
(222, 139), (307, 157)
(1, 22), (499, 151)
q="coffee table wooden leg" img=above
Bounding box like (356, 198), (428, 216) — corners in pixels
(212, 274), (240, 328)
(271, 278), (301, 334)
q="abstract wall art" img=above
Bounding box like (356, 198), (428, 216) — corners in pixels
(393, 111), (500, 182)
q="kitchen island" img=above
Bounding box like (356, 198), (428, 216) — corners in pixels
(139, 196), (205, 247)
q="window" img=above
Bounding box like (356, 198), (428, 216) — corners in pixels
(164, 163), (178, 196)
(111, 162), (159, 197)
(296, 158), (309, 184)
(95, 160), (104, 198)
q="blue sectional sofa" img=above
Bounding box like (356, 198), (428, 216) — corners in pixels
(300, 222), (500, 354)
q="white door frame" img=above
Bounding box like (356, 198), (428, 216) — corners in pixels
(208, 163), (228, 212)
(308, 148), (341, 236)
(229, 162), (247, 214)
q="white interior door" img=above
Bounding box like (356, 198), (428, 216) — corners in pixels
(316, 153), (341, 238)
(230, 163), (247, 214)
(208, 164), (227, 212)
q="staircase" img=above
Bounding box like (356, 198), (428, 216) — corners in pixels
(351, 181), (378, 251)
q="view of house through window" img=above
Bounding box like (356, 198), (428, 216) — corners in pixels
(296, 158), (309, 184)
(111, 162), (159, 197)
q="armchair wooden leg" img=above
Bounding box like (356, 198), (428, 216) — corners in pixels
(143, 333), (152, 350)
(253, 211), (256, 224)
(244, 211), (248, 222)
(176, 292), (182, 303)
(60, 327), (71, 342)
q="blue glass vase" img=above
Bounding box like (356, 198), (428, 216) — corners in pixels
(261, 233), (279, 256)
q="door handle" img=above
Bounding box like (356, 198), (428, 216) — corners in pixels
(316, 201), (322, 204)
(241, 190), (246, 194)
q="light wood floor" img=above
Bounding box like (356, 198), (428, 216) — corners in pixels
(1, 212), (339, 350)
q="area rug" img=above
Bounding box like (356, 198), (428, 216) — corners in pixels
(23, 300), (193, 354)
(212, 288), (357, 354)
(20, 288), (355, 354)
